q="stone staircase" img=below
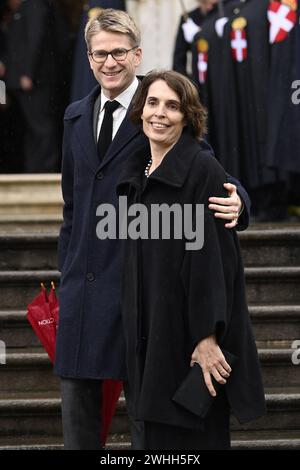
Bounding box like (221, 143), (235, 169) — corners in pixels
(0, 176), (299, 450)
(0, 175), (62, 232)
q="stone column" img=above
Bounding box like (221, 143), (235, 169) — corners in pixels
(127, 0), (198, 74)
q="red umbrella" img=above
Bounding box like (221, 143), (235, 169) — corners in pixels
(27, 283), (57, 363)
(27, 283), (123, 447)
(101, 379), (123, 447)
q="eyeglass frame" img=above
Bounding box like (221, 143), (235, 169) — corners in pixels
(88, 46), (139, 64)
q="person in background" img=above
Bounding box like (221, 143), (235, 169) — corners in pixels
(4, 0), (74, 172)
(118, 70), (265, 450)
(0, 0), (23, 172)
(173, 0), (218, 76)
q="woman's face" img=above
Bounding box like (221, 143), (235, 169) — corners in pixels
(141, 80), (186, 148)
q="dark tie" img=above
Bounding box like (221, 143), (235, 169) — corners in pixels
(97, 100), (120, 162)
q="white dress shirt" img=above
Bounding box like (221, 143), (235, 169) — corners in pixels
(97, 77), (139, 141)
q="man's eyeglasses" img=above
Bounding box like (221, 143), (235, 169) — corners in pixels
(88, 46), (138, 64)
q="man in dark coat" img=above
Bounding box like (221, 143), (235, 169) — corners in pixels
(173, 0), (207, 76)
(0, 0), (23, 172)
(266, 0), (300, 174)
(55, 8), (251, 450)
(191, 0), (248, 160)
(4, 0), (72, 172)
(192, 0), (291, 220)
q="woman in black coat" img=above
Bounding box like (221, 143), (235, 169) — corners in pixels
(117, 70), (266, 450)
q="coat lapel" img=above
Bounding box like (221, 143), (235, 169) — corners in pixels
(70, 85), (142, 172)
(118, 132), (201, 191)
(69, 86), (101, 173)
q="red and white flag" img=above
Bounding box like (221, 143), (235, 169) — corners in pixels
(268, 1), (297, 44)
(197, 52), (208, 84)
(231, 29), (248, 62)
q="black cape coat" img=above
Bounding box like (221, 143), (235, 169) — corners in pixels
(118, 132), (266, 429)
(191, 0), (245, 157)
(173, 7), (204, 77)
(218, 0), (277, 189)
(5, 0), (69, 90)
(192, 0), (282, 189)
(266, 2), (300, 174)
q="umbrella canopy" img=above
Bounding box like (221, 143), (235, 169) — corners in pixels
(27, 283), (123, 447)
(27, 284), (57, 363)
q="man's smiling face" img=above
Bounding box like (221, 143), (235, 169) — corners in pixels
(88, 31), (142, 100)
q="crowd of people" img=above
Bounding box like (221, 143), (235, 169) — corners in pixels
(0, 0), (125, 172)
(173, 0), (300, 220)
(0, 0), (299, 220)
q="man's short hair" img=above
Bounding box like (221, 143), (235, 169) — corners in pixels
(85, 8), (141, 51)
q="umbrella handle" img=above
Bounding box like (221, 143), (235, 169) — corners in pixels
(51, 281), (56, 290)
(40, 282), (46, 291)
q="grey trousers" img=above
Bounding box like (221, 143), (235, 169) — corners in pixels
(60, 378), (144, 450)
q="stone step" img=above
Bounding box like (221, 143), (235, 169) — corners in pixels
(231, 388), (300, 433)
(0, 345), (298, 392)
(0, 311), (40, 348)
(0, 389), (299, 438)
(1, 227), (300, 271)
(1, 430), (300, 450)
(258, 348), (300, 388)
(0, 392), (62, 438)
(1, 305), (299, 349)
(0, 271), (59, 310)
(245, 267), (300, 304)
(250, 305), (300, 341)
(0, 221), (61, 233)
(0, 267), (299, 310)
(1, 349), (59, 392)
(0, 435), (63, 450)
(107, 430), (300, 451)
(238, 228), (300, 267)
(0, 175), (62, 218)
(230, 430), (300, 450)
(0, 234), (58, 271)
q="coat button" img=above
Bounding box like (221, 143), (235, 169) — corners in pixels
(96, 171), (104, 180)
(86, 272), (95, 282)
(233, 7), (240, 14)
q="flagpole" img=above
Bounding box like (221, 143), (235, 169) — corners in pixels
(218, 0), (225, 17)
(179, 0), (188, 21)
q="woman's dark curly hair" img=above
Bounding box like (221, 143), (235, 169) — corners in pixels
(130, 70), (207, 139)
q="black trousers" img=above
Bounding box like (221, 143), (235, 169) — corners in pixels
(60, 378), (144, 450)
(15, 87), (60, 173)
(144, 392), (231, 450)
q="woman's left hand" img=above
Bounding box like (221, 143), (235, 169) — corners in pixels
(208, 183), (242, 228)
(190, 335), (232, 397)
